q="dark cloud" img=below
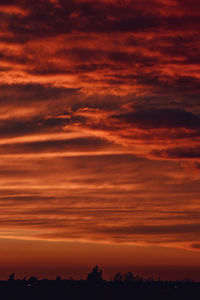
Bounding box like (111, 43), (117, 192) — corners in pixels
(191, 243), (200, 249)
(0, 137), (116, 154)
(0, 117), (67, 138)
(2, 0), (199, 44)
(0, 83), (79, 105)
(96, 223), (200, 236)
(114, 108), (200, 130)
(152, 146), (200, 159)
(0, 0), (159, 44)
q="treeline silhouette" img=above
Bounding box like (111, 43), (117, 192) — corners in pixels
(1, 266), (200, 299)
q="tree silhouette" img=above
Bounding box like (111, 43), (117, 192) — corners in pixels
(28, 276), (38, 286)
(124, 272), (134, 282)
(8, 273), (15, 282)
(87, 265), (103, 282)
(113, 272), (123, 282)
(56, 275), (61, 281)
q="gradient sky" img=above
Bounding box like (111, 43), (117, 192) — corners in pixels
(0, 0), (200, 280)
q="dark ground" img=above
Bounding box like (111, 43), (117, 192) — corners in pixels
(1, 279), (200, 300)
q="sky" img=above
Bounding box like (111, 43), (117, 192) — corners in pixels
(0, 0), (200, 280)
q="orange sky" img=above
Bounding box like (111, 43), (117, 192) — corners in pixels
(0, 0), (200, 280)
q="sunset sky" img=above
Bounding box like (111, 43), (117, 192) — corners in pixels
(0, 0), (200, 280)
